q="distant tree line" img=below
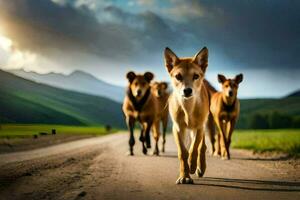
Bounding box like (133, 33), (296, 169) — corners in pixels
(237, 111), (300, 129)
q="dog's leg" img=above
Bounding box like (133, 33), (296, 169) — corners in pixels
(207, 114), (216, 155)
(145, 121), (152, 149)
(196, 131), (207, 177)
(141, 121), (152, 154)
(213, 132), (221, 156)
(152, 120), (160, 156)
(126, 117), (135, 156)
(139, 126), (144, 142)
(173, 125), (193, 184)
(188, 128), (202, 174)
(161, 116), (168, 153)
(226, 119), (236, 159)
(215, 118), (229, 160)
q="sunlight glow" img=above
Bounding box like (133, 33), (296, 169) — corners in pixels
(8, 50), (37, 68)
(0, 35), (12, 51)
(0, 33), (38, 70)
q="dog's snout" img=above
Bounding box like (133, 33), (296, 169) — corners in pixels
(229, 91), (233, 97)
(137, 89), (142, 96)
(157, 90), (162, 96)
(183, 88), (193, 97)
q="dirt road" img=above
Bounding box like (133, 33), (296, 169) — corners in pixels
(0, 132), (299, 200)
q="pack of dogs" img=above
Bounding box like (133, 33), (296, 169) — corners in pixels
(122, 47), (243, 184)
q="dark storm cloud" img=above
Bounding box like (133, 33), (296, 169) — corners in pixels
(0, 0), (136, 63)
(0, 0), (299, 72)
(0, 0), (189, 67)
(100, 6), (187, 55)
(168, 0), (300, 69)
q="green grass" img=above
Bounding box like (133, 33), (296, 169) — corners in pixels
(0, 124), (115, 139)
(232, 129), (300, 155)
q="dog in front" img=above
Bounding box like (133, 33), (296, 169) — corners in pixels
(164, 47), (210, 184)
(122, 71), (161, 156)
(210, 74), (243, 159)
(151, 81), (170, 153)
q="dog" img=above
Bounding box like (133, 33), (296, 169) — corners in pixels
(151, 81), (170, 153)
(210, 74), (243, 160)
(122, 71), (161, 156)
(164, 47), (212, 184)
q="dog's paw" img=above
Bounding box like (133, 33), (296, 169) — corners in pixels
(221, 156), (230, 160)
(213, 151), (220, 157)
(126, 151), (134, 156)
(146, 144), (151, 148)
(221, 150), (230, 160)
(152, 150), (159, 156)
(142, 147), (147, 155)
(176, 177), (194, 184)
(196, 168), (204, 177)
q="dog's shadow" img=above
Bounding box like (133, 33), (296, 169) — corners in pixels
(193, 177), (300, 192)
(160, 152), (178, 158)
(159, 152), (299, 192)
(232, 156), (292, 162)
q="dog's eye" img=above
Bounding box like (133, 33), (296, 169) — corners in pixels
(193, 74), (199, 80)
(175, 74), (183, 81)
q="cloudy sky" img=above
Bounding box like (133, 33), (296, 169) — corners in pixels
(0, 0), (299, 98)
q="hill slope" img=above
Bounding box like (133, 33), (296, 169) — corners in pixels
(0, 70), (125, 127)
(286, 90), (300, 97)
(240, 97), (300, 116)
(9, 69), (125, 102)
(238, 97), (300, 128)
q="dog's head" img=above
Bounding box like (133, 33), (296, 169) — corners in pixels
(151, 81), (168, 98)
(126, 71), (154, 100)
(218, 74), (243, 99)
(164, 47), (208, 99)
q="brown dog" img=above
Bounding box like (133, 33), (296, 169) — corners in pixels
(164, 47), (212, 184)
(122, 71), (161, 156)
(210, 74), (243, 159)
(151, 81), (170, 153)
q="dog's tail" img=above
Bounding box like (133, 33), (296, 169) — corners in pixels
(203, 79), (217, 101)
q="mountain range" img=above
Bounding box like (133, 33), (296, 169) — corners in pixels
(9, 69), (125, 103)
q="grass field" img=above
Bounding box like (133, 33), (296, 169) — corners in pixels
(1, 125), (300, 156)
(0, 124), (114, 139)
(232, 129), (300, 156)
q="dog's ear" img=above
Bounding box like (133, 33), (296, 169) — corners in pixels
(193, 47), (208, 73)
(144, 72), (154, 83)
(218, 74), (226, 84)
(126, 71), (136, 83)
(235, 73), (243, 84)
(161, 82), (168, 89)
(164, 47), (179, 73)
(150, 81), (158, 88)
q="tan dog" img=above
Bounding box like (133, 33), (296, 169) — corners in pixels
(210, 74), (243, 159)
(151, 81), (170, 153)
(122, 71), (161, 156)
(164, 47), (210, 184)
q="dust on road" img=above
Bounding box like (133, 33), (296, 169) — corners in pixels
(0, 132), (299, 200)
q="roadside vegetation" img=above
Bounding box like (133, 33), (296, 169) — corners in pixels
(232, 129), (300, 156)
(1, 124), (299, 156)
(0, 124), (114, 139)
